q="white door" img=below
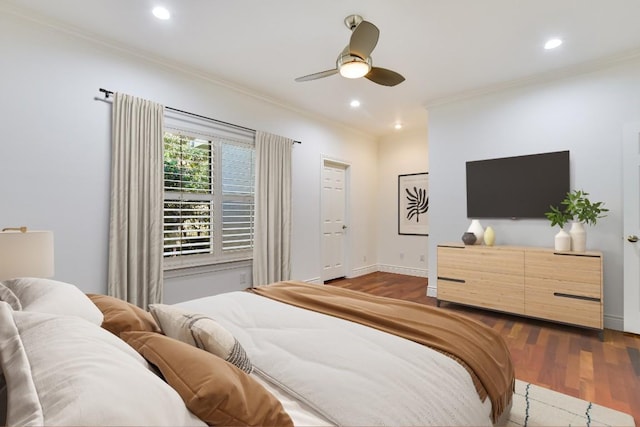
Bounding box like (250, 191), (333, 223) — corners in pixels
(322, 162), (347, 281)
(623, 122), (640, 334)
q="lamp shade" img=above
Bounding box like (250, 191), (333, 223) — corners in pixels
(0, 230), (54, 280)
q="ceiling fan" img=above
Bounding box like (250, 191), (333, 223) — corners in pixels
(295, 15), (405, 87)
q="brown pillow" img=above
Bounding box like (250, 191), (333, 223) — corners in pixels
(87, 294), (160, 337)
(121, 331), (293, 427)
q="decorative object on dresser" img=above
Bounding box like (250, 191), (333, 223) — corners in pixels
(569, 221), (587, 252)
(461, 231), (477, 245)
(545, 189), (608, 252)
(436, 243), (604, 339)
(544, 201), (572, 251)
(483, 226), (495, 246)
(466, 219), (484, 245)
(0, 227), (54, 280)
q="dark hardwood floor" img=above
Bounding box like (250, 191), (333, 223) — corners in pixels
(326, 272), (640, 425)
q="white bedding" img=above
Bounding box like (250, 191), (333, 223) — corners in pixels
(176, 291), (493, 426)
(251, 371), (333, 426)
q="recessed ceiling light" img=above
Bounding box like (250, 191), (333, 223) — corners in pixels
(544, 38), (562, 50)
(350, 100), (361, 108)
(152, 6), (171, 20)
(394, 123), (403, 130)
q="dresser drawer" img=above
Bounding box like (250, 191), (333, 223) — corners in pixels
(438, 246), (524, 277)
(438, 277), (525, 314)
(525, 277), (602, 328)
(525, 251), (601, 285)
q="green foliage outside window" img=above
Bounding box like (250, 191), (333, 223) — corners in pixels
(163, 133), (211, 192)
(163, 133), (213, 257)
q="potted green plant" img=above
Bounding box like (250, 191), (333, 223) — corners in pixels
(546, 190), (608, 252)
(561, 189), (608, 226)
(544, 204), (572, 251)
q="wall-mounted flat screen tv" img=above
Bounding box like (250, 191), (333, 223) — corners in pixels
(466, 150), (570, 219)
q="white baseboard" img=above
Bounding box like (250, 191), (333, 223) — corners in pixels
(303, 265), (427, 284)
(426, 285), (438, 298)
(378, 264), (428, 278)
(603, 314), (623, 331)
(350, 264), (378, 278)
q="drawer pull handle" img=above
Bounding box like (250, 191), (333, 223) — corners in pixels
(553, 292), (600, 302)
(438, 276), (466, 283)
(552, 252), (600, 258)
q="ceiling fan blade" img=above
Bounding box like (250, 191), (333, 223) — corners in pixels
(349, 20), (379, 59)
(365, 67), (405, 86)
(295, 68), (339, 82)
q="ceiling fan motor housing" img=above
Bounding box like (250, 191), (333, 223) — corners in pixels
(344, 14), (364, 30)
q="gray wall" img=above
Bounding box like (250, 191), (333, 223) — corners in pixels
(428, 58), (640, 330)
(0, 9), (380, 300)
(377, 128), (430, 277)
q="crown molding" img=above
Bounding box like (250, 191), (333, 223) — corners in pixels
(424, 47), (640, 109)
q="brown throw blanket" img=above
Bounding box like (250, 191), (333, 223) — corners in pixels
(249, 281), (514, 423)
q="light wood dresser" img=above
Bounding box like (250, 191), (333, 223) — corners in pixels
(436, 243), (603, 337)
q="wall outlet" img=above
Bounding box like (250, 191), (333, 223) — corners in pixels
(420, 254), (425, 262)
(400, 253), (404, 260)
(239, 272), (246, 285)
(363, 255), (367, 262)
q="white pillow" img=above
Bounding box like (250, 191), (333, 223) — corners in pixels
(0, 282), (21, 310)
(0, 302), (206, 426)
(1, 277), (103, 325)
(149, 304), (253, 373)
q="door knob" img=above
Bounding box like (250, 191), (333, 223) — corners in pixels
(628, 235), (639, 243)
(342, 225), (347, 230)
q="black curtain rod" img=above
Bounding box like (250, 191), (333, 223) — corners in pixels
(99, 88), (301, 144)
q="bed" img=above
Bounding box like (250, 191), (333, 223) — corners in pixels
(0, 277), (514, 426)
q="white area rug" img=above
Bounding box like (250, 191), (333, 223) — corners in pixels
(506, 380), (635, 426)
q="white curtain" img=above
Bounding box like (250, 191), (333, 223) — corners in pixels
(108, 93), (164, 308)
(253, 131), (293, 286)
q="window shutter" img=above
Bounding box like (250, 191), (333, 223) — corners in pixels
(162, 123), (255, 268)
(163, 200), (212, 256)
(221, 143), (255, 252)
(163, 134), (214, 258)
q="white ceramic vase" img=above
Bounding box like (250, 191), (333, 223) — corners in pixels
(569, 221), (586, 252)
(467, 219), (484, 245)
(554, 228), (571, 251)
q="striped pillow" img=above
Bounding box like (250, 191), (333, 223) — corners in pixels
(149, 304), (252, 373)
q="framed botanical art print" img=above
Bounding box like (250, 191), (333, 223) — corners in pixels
(398, 172), (429, 236)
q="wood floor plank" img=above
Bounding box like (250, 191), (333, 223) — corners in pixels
(326, 272), (640, 426)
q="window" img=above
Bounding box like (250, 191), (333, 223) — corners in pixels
(163, 129), (255, 268)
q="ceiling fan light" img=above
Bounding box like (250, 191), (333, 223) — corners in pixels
(339, 61), (371, 79)
(152, 6), (171, 20)
(544, 38), (562, 50)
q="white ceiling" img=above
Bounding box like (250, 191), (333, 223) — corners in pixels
(6, 0), (640, 137)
